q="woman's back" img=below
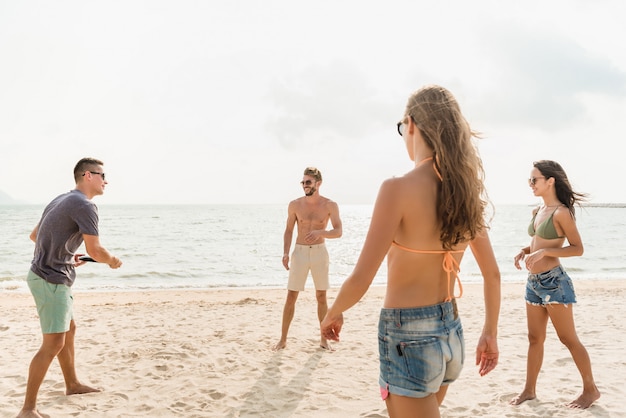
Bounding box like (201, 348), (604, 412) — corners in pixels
(383, 158), (468, 308)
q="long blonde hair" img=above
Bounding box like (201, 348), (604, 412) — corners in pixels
(405, 85), (489, 249)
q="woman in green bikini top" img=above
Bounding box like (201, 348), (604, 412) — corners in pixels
(517, 160), (586, 275)
(511, 160), (600, 409)
(527, 207), (564, 240)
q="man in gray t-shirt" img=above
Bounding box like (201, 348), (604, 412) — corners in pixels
(17, 157), (123, 418)
(30, 189), (99, 286)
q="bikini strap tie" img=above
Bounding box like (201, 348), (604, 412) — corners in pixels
(392, 245), (463, 302)
(442, 251), (462, 302)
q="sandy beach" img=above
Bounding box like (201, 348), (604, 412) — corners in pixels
(1, 280), (624, 417)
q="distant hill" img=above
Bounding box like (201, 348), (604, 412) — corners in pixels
(0, 190), (22, 204)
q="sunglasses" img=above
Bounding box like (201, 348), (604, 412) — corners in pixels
(396, 115), (417, 137)
(396, 121), (405, 136)
(83, 171), (106, 180)
(528, 176), (545, 186)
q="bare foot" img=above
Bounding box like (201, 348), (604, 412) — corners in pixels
(510, 391), (536, 405)
(320, 341), (334, 351)
(16, 409), (50, 418)
(66, 382), (101, 396)
(272, 341), (286, 351)
(567, 388), (601, 409)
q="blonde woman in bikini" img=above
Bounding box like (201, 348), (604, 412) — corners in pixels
(510, 160), (600, 409)
(320, 85), (501, 418)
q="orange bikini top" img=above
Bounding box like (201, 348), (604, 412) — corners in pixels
(391, 242), (464, 302)
(390, 156), (464, 302)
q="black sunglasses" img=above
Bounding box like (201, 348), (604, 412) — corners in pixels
(83, 171), (106, 180)
(396, 121), (405, 136)
(396, 115), (416, 137)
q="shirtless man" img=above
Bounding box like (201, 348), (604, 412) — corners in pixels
(273, 167), (342, 351)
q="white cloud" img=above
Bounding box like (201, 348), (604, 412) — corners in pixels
(266, 60), (396, 149)
(471, 22), (626, 131)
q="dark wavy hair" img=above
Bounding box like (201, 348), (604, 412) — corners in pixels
(405, 85), (489, 250)
(533, 160), (587, 218)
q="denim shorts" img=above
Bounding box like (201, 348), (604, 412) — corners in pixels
(526, 265), (577, 306)
(27, 269), (74, 334)
(378, 300), (464, 399)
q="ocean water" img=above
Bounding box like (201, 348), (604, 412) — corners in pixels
(1, 204), (625, 293)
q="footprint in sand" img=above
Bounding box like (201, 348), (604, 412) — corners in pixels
(554, 356), (572, 367)
(201, 389), (226, 400)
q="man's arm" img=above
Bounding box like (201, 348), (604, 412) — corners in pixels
(324, 201), (342, 239)
(83, 234), (122, 269)
(282, 202), (297, 270)
(29, 224), (39, 243)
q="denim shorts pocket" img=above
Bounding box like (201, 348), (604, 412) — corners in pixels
(378, 334), (389, 361)
(398, 336), (443, 385)
(537, 276), (559, 291)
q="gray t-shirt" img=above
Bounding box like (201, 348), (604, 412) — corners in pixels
(31, 189), (99, 286)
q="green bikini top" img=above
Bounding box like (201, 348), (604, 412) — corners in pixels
(528, 208), (564, 240)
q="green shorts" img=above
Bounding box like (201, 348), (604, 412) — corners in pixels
(27, 270), (73, 334)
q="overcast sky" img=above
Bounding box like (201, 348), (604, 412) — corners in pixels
(1, 0), (625, 206)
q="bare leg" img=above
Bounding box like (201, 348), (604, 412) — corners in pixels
(316, 290), (333, 350)
(434, 385), (449, 406)
(547, 305), (601, 409)
(57, 320), (100, 395)
(17, 332), (66, 418)
(273, 290), (299, 351)
(510, 304), (548, 405)
(386, 392), (441, 418)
